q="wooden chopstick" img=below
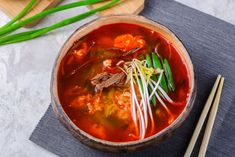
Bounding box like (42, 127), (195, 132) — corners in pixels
(184, 75), (222, 157)
(198, 77), (224, 156)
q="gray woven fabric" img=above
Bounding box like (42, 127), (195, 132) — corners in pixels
(30, 0), (235, 156)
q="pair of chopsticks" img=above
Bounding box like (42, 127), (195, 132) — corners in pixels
(184, 75), (225, 157)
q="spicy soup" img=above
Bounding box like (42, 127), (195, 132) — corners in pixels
(57, 23), (191, 142)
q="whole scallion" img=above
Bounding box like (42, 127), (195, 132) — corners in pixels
(0, 0), (37, 30)
(0, 0), (104, 37)
(0, 0), (120, 45)
(0, 29), (44, 44)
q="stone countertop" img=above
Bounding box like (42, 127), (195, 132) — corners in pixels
(0, 0), (234, 157)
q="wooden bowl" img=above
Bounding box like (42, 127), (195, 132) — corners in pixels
(51, 15), (196, 152)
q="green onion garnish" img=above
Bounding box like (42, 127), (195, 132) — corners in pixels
(152, 52), (168, 93)
(146, 54), (157, 107)
(120, 58), (174, 139)
(163, 59), (175, 92)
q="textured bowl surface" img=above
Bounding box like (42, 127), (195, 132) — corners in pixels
(50, 15), (196, 152)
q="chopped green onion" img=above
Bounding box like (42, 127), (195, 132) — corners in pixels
(139, 79), (144, 93)
(163, 59), (175, 92)
(146, 54), (153, 67)
(146, 54), (157, 107)
(152, 52), (168, 93)
(152, 52), (162, 68)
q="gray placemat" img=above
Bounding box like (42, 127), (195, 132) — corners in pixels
(30, 0), (235, 156)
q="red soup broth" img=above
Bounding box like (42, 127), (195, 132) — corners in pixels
(57, 23), (190, 142)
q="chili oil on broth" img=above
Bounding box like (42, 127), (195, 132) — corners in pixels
(57, 23), (190, 142)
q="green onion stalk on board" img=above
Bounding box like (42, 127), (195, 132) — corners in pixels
(0, 0), (38, 30)
(0, 0), (121, 46)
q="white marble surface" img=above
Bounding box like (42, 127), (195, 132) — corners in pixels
(0, 0), (234, 157)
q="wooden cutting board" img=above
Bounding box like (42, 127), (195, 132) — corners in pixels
(89, 0), (145, 16)
(0, 0), (145, 27)
(0, 0), (63, 27)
